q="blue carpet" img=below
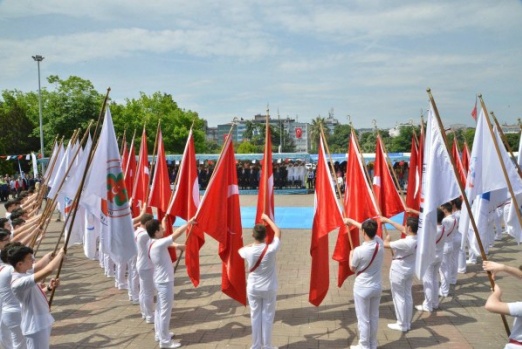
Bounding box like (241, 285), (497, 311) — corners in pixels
(174, 207), (404, 230)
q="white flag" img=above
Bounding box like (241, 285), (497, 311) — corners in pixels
(82, 107), (136, 264)
(415, 103), (460, 279)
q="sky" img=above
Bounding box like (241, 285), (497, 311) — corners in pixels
(1, 0), (521, 129)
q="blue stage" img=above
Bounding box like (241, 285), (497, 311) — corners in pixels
(174, 207), (404, 230)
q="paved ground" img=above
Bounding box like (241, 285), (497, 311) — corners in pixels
(18, 194), (521, 348)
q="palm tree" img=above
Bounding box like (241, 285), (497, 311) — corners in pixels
(309, 116), (326, 152)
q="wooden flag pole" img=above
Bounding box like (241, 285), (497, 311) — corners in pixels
(48, 88), (111, 308)
(428, 89), (510, 336)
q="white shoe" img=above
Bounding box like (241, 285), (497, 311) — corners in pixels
(350, 345), (362, 349)
(145, 317), (154, 324)
(466, 259), (477, 265)
(155, 332), (175, 341)
(415, 304), (431, 313)
(387, 323), (407, 332)
(159, 341), (181, 349)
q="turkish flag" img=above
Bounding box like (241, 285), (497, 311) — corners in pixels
(256, 121), (275, 242)
(295, 127), (302, 139)
(124, 137), (137, 203)
(149, 129), (176, 261)
(332, 130), (379, 287)
(309, 135), (344, 306)
(373, 135), (404, 218)
(132, 128), (151, 216)
(193, 136), (246, 305)
(167, 129), (203, 286)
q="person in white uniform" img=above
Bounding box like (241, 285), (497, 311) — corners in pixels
(146, 217), (193, 349)
(381, 216), (418, 332)
(483, 261), (522, 348)
(439, 202), (457, 297)
(9, 244), (65, 349)
(346, 218), (384, 349)
(417, 208), (445, 312)
(135, 213), (154, 323)
(238, 213), (281, 349)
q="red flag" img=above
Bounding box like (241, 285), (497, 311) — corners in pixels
(373, 135), (405, 218)
(124, 136), (137, 202)
(309, 135), (344, 306)
(333, 130), (379, 287)
(471, 98), (478, 121)
(404, 133), (421, 233)
(132, 128), (151, 216)
(167, 129), (203, 286)
(256, 121), (275, 243)
(193, 136), (246, 305)
(451, 139), (466, 186)
(149, 129), (176, 261)
(121, 140), (129, 177)
(462, 142), (470, 175)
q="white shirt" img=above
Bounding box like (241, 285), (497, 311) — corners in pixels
(351, 236), (384, 289)
(149, 236), (175, 284)
(135, 227), (153, 271)
(239, 237), (281, 292)
(434, 225), (445, 262)
(0, 263), (21, 314)
(390, 235), (417, 276)
(442, 215), (457, 253)
(11, 272), (54, 335)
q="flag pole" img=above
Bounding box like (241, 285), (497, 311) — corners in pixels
(428, 89), (510, 336)
(120, 128), (127, 157)
(262, 105), (269, 216)
(320, 125), (353, 250)
(48, 88), (111, 308)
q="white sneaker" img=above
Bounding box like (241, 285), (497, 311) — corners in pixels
(415, 304), (431, 313)
(350, 345), (362, 349)
(145, 317), (154, 324)
(387, 323), (407, 332)
(155, 332), (175, 341)
(466, 259), (477, 265)
(159, 341), (181, 349)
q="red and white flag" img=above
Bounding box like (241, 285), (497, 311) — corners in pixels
(132, 128), (151, 216)
(405, 133), (421, 213)
(81, 107), (137, 264)
(193, 135), (246, 305)
(149, 128), (176, 261)
(167, 129), (203, 286)
(124, 136), (137, 202)
(256, 121), (275, 243)
(373, 135), (405, 218)
(309, 135), (344, 306)
(452, 140), (467, 186)
(333, 129), (379, 287)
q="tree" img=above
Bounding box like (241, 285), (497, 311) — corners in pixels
(327, 124), (352, 153)
(110, 92), (207, 154)
(387, 125), (419, 153)
(236, 141), (258, 154)
(309, 116), (326, 152)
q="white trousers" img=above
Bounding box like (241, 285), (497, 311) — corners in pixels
(154, 281), (174, 346)
(450, 234), (461, 284)
(439, 250), (452, 296)
(353, 286), (381, 349)
(1, 311), (25, 349)
(138, 268), (155, 320)
(422, 260), (442, 311)
(247, 288), (277, 349)
(389, 269), (413, 330)
(115, 261), (128, 290)
(25, 326), (51, 349)
(127, 258), (139, 301)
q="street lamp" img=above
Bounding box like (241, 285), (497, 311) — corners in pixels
(32, 55), (45, 175)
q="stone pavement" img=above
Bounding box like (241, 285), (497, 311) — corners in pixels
(26, 194), (520, 348)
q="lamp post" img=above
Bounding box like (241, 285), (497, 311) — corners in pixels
(32, 55), (45, 175)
